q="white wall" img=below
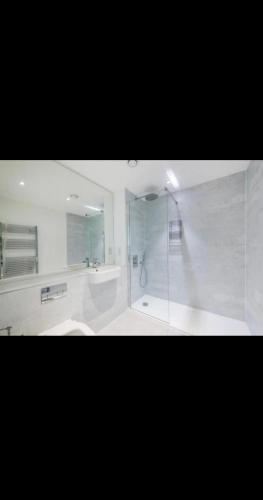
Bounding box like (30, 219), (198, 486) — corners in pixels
(0, 192), (128, 335)
(112, 189), (129, 310)
(0, 267), (128, 335)
(113, 190), (128, 267)
(104, 194), (114, 264)
(0, 196), (67, 275)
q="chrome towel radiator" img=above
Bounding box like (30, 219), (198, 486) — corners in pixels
(169, 220), (183, 251)
(0, 223), (38, 279)
(0, 327), (12, 336)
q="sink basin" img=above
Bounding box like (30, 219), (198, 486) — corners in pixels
(87, 265), (121, 284)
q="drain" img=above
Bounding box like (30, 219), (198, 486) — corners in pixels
(143, 302), (149, 307)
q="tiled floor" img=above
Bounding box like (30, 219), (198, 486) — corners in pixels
(132, 294), (251, 336)
(99, 309), (185, 336)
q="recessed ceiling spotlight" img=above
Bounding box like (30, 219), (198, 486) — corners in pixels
(128, 160), (138, 168)
(66, 194), (79, 201)
(167, 170), (179, 189)
(19, 181), (25, 186)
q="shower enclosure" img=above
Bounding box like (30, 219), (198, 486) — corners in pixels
(128, 192), (181, 324)
(128, 171), (252, 336)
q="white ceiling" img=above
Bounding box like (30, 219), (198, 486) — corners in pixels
(59, 160), (250, 195)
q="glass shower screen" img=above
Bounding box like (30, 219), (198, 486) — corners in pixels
(128, 194), (169, 323)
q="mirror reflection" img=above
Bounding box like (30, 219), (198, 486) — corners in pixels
(67, 211), (105, 267)
(0, 160), (114, 279)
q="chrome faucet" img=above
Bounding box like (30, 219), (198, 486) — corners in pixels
(83, 258), (90, 268)
(0, 326), (12, 336)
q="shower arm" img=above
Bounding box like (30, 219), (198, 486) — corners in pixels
(164, 187), (178, 206)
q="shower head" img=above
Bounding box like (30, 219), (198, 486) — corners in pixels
(135, 189), (178, 205)
(135, 192), (159, 202)
(145, 193), (159, 201)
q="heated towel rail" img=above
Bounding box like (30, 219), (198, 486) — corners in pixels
(0, 223), (38, 279)
(169, 220), (183, 250)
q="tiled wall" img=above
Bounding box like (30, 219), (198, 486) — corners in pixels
(169, 172), (246, 320)
(67, 213), (87, 265)
(129, 198), (146, 304)
(129, 172), (246, 321)
(246, 161), (263, 334)
(0, 268), (128, 335)
(129, 195), (169, 304)
(67, 213), (105, 266)
(145, 196), (169, 300)
(86, 214), (105, 264)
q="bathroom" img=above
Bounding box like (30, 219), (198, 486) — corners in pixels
(0, 160), (262, 336)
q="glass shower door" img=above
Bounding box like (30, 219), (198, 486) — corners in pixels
(129, 195), (169, 323)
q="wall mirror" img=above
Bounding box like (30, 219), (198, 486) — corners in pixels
(0, 160), (114, 279)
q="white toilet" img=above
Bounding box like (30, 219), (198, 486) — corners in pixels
(40, 319), (94, 336)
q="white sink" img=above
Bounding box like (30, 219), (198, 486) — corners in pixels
(87, 265), (121, 284)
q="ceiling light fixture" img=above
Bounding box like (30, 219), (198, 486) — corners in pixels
(66, 194), (79, 201)
(19, 181), (25, 186)
(167, 170), (179, 189)
(84, 205), (102, 212)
